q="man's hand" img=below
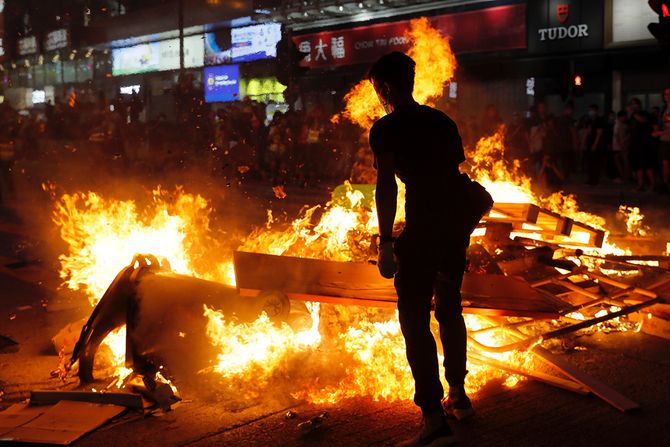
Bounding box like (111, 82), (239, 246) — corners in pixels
(378, 241), (397, 279)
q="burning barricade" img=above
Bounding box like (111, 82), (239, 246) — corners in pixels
(3, 19), (667, 444)
(49, 169), (669, 415)
(44, 17), (669, 415)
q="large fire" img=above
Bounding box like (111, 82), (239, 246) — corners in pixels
(51, 18), (646, 406)
(51, 185), (236, 303)
(335, 17), (456, 131)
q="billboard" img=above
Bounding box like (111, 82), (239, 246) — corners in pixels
(610, 0), (658, 44)
(0, 1), (5, 61)
(158, 35), (205, 71)
(112, 35), (204, 76)
(44, 29), (70, 51)
(527, 0), (604, 54)
(204, 64), (240, 102)
(18, 35), (38, 56)
(112, 43), (160, 75)
(205, 22), (281, 65)
(292, 4), (525, 69)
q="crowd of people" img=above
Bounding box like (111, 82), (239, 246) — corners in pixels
(1, 79), (670, 204)
(499, 86), (670, 193)
(0, 80), (364, 205)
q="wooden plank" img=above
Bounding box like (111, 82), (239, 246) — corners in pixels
(640, 314), (670, 340)
(530, 346), (640, 412)
(502, 328), (640, 413)
(536, 209), (572, 236)
(30, 391), (143, 409)
(468, 351), (589, 395)
(482, 202), (605, 248)
(487, 203), (540, 223)
(568, 222), (606, 248)
(234, 251), (570, 318)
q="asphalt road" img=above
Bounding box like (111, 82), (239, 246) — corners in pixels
(1, 177), (670, 446)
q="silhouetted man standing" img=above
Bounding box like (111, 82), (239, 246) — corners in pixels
(370, 52), (474, 447)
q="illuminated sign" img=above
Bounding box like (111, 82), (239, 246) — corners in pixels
(158, 35), (204, 71)
(231, 23), (281, 62)
(293, 4), (526, 68)
(204, 65), (240, 102)
(526, 77), (536, 96)
(527, 0), (603, 53)
(31, 90), (46, 104)
(44, 29), (69, 51)
(205, 22), (282, 65)
(240, 77), (286, 101)
(448, 82), (458, 99)
(112, 43), (159, 75)
(0, 0), (5, 62)
(112, 35), (204, 76)
(18, 36), (38, 56)
(537, 24), (589, 41)
(611, 0), (659, 44)
(120, 85), (141, 95)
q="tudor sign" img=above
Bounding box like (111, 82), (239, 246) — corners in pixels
(528, 0), (603, 53)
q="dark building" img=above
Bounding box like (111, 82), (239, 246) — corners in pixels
(0, 0), (668, 120)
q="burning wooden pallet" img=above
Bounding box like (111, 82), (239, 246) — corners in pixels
(233, 251), (570, 319)
(485, 203), (605, 248)
(233, 249), (669, 413)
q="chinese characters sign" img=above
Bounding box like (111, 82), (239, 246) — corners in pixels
(292, 4), (525, 68)
(18, 36), (38, 56)
(44, 29), (69, 51)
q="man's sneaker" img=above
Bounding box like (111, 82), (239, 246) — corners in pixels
(396, 412), (457, 447)
(443, 390), (475, 422)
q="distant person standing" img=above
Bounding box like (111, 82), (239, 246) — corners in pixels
(553, 103), (578, 178)
(528, 102), (549, 176)
(629, 99), (657, 191)
(612, 111), (630, 183)
(583, 104), (606, 185)
(652, 86), (670, 188)
(506, 112), (529, 164)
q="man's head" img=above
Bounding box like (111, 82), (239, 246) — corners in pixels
(368, 52), (416, 113)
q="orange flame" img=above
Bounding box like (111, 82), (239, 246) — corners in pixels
(50, 16), (642, 405)
(335, 17), (456, 131)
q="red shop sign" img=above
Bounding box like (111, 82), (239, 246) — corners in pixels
(293, 3), (526, 69)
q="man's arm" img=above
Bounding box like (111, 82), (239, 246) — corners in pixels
(375, 151), (397, 239)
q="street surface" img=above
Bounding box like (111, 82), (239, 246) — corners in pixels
(1, 178), (670, 446)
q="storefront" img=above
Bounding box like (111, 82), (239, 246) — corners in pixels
(523, 0), (668, 116)
(291, 1), (527, 117)
(203, 22), (287, 119)
(290, 0), (669, 121)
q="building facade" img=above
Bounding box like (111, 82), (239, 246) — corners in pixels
(0, 0), (667, 120)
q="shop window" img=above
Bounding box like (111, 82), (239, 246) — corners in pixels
(46, 62), (63, 85)
(32, 65), (46, 88)
(17, 67), (31, 88)
(76, 58), (94, 83)
(63, 61), (76, 83)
